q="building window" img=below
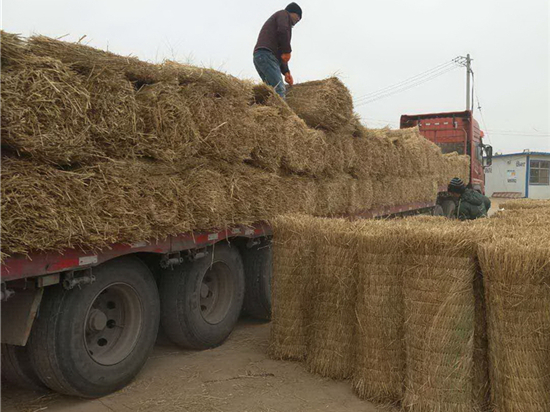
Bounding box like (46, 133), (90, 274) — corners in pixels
(529, 160), (550, 185)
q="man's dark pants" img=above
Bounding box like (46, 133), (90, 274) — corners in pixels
(253, 49), (286, 98)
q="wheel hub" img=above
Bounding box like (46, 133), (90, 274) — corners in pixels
(199, 263), (234, 325)
(88, 309), (108, 332)
(84, 283), (143, 366)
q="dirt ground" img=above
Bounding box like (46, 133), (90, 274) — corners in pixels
(1, 319), (387, 412)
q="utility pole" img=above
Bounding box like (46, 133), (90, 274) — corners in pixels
(465, 54), (471, 112)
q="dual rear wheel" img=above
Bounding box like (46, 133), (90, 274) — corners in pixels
(2, 241), (272, 398)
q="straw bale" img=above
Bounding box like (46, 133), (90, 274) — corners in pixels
(323, 132), (363, 178)
(0, 157), (201, 256)
(472, 268), (491, 411)
(2, 157), (298, 257)
(1, 31), (28, 67)
(269, 215), (320, 360)
(352, 224), (405, 404)
(500, 198), (550, 211)
(161, 60), (254, 101)
(440, 152), (470, 186)
(29, 35), (166, 85)
(286, 77), (354, 132)
(348, 178), (374, 213)
(315, 175), (354, 216)
(278, 176), (318, 215)
(177, 82), (254, 164)
(402, 255), (476, 412)
(247, 105), (327, 176)
(85, 70), (143, 158)
(306, 219), (358, 379)
(392, 221), (488, 412)
(1, 56), (97, 165)
(478, 239), (550, 412)
(135, 82), (200, 161)
(221, 162), (284, 223)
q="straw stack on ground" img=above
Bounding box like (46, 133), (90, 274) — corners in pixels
(477, 200), (550, 412)
(306, 218), (358, 379)
(479, 239), (550, 412)
(398, 220), (484, 412)
(269, 215), (319, 360)
(270, 205), (549, 411)
(352, 222), (406, 405)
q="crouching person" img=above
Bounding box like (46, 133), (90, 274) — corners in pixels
(447, 177), (491, 220)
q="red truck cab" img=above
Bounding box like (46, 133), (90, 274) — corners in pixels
(400, 110), (493, 194)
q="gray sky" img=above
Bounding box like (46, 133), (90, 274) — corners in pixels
(3, 0), (549, 153)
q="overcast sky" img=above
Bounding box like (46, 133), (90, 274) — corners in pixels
(3, 0), (549, 153)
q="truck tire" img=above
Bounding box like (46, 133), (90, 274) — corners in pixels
(241, 242), (272, 320)
(441, 199), (457, 218)
(160, 243), (245, 350)
(27, 256), (160, 398)
(1, 344), (46, 391)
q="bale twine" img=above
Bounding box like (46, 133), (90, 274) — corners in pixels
(478, 239), (550, 412)
(305, 219), (358, 379)
(286, 77), (354, 132)
(352, 223), (405, 404)
(269, 215), (319, 360)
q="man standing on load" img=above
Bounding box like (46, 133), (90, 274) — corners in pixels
(447, 178), (492, 220)
(253, 3), (302, 99)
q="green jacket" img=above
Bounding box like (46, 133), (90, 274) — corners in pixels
(457, 189), (491, 220)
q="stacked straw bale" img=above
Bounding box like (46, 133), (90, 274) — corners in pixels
(399, 220), (485, 412)
(271, 216), (497, 411)
(352, 222), (406, 404)
(1, 32), (470, 258)
(286, 77), (355, 132)
(269, 215), (319, 360)
(478, 239), (550, 412)
(477, 200), (550, 412)
(306, 218), (358, 379)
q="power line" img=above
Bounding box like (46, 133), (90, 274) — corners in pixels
(474, 87), (493, 146)
(353, 60), (459, 103)
(355, 64), (461, 107)
(486, 132), (550, 137)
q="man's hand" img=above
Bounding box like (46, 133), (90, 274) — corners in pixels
(284, 72), (294, 85)
(281, 53), (291, 63)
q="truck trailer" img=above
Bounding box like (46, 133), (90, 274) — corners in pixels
(0, 110), (492, 398)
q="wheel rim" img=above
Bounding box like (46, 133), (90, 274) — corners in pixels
(199, 262), (234, 325)
(84, 283), (143, 366)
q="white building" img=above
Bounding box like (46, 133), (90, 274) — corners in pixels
(484, 151), (550, 199)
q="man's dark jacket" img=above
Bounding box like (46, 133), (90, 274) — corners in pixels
(457, 189), (492, 220)
(254, 10), (293, 74)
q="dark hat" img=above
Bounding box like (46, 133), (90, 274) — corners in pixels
(448, 177), (466, 194)
(285, 2), (302, 19)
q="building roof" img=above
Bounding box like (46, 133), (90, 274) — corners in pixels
(493, 152), (550, 158)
